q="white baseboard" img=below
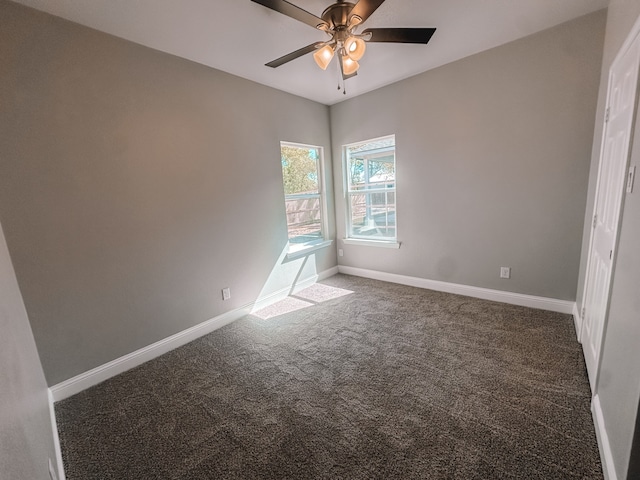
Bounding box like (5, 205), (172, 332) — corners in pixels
(592, 394), (618, 480)
(47, 389), (66, 480)
(337, 266), (575, 314)
(50, 306), (248, 402)
(572, 303), (583, 343)
(50, 266), (338, 402)
(48, 265), (571, 401)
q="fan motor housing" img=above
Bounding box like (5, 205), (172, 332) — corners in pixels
(321, 1), (355, 29)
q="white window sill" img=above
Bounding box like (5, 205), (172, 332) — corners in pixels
(286, 239), (334, 259)
(343, 238), (401, 249)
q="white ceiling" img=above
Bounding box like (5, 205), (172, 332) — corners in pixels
(13, 0), (609, 105)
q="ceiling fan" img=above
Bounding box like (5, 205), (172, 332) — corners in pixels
(251, 0), (436, 86)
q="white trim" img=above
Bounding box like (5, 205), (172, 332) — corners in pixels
(286, 239), (333, 259)
(281, 141), (331, 251)
(49, 266), (338, 401)
(342, 238), (400, 249)
(47, 389), (66, 480)
(342, 134), (398, 247)
(592, 394), (618, 480)
(337, 266), (574, 314)
(50, 307), (246, 401)
(580, 16), (640, 391)
(572, 302), (583, 342)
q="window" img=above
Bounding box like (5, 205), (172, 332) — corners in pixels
(344, 135), (397, 244)
(280, 142), (329, 253)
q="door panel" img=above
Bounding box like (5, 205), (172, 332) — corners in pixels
(581, 33), (640, 391)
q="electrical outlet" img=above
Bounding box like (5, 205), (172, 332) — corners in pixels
(48, 458), (58, 480)
(500, 267), (511, 279)
(222, 287), (231, 301)
(338, 249), (344, 257)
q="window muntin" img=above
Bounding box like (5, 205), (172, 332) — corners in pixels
(345, 135), (396, 241)
(281, 142), (326, 245)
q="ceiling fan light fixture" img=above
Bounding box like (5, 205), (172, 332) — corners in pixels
(349, 14), (363, 27)
(342, 54), (359, 76)
(313, 44), (335, 70)
(345, 36), (366, 61)
(252, 0), (436, 87)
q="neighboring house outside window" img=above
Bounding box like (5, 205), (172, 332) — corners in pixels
(344, 135), (398, 246)
(280, 142), (331, 256)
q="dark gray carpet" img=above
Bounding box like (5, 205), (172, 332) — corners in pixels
(55, 274), (602, 479)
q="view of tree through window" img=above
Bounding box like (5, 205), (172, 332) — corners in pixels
(345, 135), (396, 241)
(281, 143), (324, 245)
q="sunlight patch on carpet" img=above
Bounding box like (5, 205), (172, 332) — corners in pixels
(253, 284), (353, 320)
(253, 297), (314, 319)
(294, 283), (353, 303)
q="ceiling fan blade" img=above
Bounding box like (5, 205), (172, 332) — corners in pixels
(363, 27), (436, 44)
(349, 0), (386, 24)
(251, 0), (328, 30)
(266, 42), (324, 68)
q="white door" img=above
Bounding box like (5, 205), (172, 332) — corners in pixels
(581, 31), (640, 391)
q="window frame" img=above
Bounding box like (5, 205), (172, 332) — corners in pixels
(280, 141), (332, 257)
(343, 135), (399, 248)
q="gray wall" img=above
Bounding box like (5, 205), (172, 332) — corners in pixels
(0, 221), (59, 480)
(0, 1), (627, 477)
(0, 0), (336, 386)
(330, 11), (606, 302)
(588, 2), (640, 478)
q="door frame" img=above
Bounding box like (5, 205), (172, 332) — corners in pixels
(580, 15), (640, 391)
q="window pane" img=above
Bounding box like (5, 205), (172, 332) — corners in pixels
(285, 195), (322, 243)
(348, 156), (395, 191)
(348, 191), (396, 239)
(345, 135), (396, 241)
(367, 157), (395, 185)
(281, 145), (319, 195)
(280, 142), (325, 246)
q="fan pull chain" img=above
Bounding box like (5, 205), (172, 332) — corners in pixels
(335, 56), (347, 95)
